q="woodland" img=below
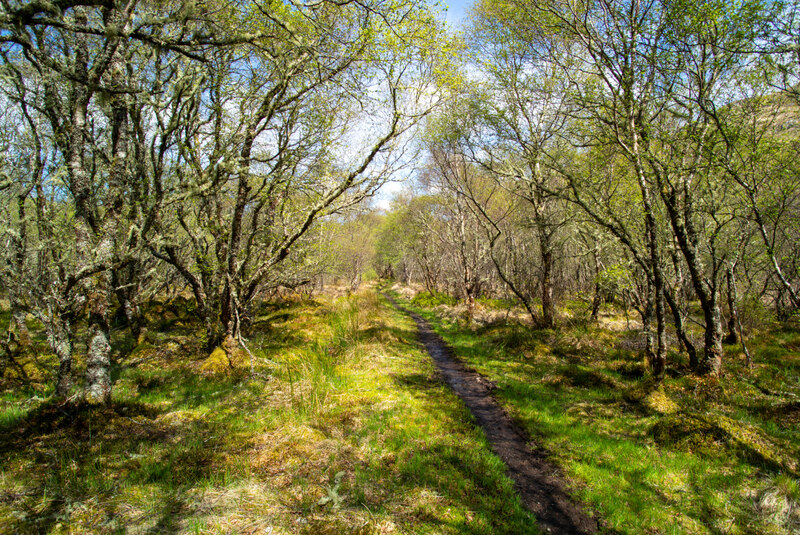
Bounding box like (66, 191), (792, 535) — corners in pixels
(1, 0), (799, 533)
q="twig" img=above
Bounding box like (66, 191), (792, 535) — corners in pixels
(729, 266), (752, 367)
(235, 307), (255, 376)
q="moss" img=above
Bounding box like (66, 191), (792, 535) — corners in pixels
(686, 376), (726, 402)
(764, 401), (800, 428)
(135, 329), (150, 346)
(560, 365), (625, 390)
(200, 346), (232, 375)
(607, 359), (645, 379)
(650, 413), (726, 455)
(623, 377), (666, 404)
(651, 412), (797, 473)
(411, 291), (458, 308)
(130, 341), (156, 357)
(642, 386), (679, 415)
(713, 413), (798, 474)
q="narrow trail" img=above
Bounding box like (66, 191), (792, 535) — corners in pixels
(385, 294), (598, 535)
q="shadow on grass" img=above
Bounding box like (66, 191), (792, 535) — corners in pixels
(391, 372), (441, 391)
(382, 370), (539, 535)
(398, 444), (537, 534)
(440, 315), (800, 533)
(614, 465), (748, 535)
(359, 322), (418, 346)
(0, 400), (159, 452)
(0, 369), (272, 532)
(145, 489), (193, 535)
(0, 400), (169, 532)
(0, 297), (343, 533)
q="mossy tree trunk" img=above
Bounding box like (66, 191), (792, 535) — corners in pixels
(50, 318), (74, 398)
(85, 270), (113, 404)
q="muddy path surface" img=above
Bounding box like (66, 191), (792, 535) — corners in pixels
(385, 295), (598, 535)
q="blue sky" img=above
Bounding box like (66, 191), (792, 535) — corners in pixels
(372, 0), (475, 210)
(441, 0), (473, 27)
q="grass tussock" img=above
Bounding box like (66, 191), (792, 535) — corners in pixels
(396, 288), (800, 535)
(0, 289), (539, 534)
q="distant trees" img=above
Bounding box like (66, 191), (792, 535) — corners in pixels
(373, 0), (799, 379)
(374, 194), (451, 294)
(0, 0), (445, 401)
(2, 0), (800, 395)
(325, 211), (382, 293)
(146, 0), (441, 355)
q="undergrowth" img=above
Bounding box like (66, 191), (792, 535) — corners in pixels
(0, 290), (537, 534)
(410, 291), (458, 308)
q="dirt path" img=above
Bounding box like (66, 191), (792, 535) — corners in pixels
(386, 295), (598, 534)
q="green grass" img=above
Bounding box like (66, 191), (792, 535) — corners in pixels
(0, 290), (539, 534)
(410, 291), (459, 308)
(8, 286), (796, 534)
(398, 293), (800, 535)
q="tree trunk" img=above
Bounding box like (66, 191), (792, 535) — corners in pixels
(1, 298), (30, 378)
(48, 317), (74, 398)
(642, 204), (666, 377)
(220, 282), (235, 343)
(489, 233), (539, 325)
(541, 244), (555, 328)
(666, 245), (698, 368)
(465, 287), (476, 325)
(664, 286), (698, 369)
(350, 272), (362, 293)
(729, 266), (752, 367)
(642, 286), (655, 364)
(724, 265), (738, 344)
(662, 192), (723, 375)
(629, 118), (666, 376)
(7, 302), (30, 350)
(85, 271), (113, 404)
(203, 298), (224, 351)
(85, 29), (129, 404)
(700, 298), (724, 375)
(113, 266), (143, 340)
(652, 280), (666, 378)
(590, 248), (602, 323)
(205, 321), (223, 352)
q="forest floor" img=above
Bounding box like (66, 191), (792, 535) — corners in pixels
(395, 286), (800, 535)
(0, 286), (799, 534)
(0, 290), (539, 534)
